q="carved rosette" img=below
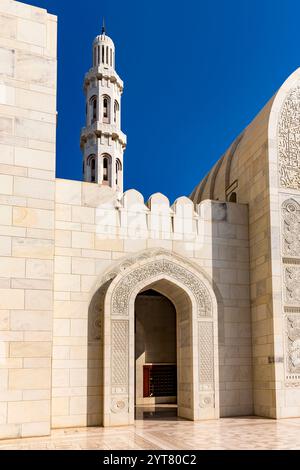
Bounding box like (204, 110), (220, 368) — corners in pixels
(278, 86), (300, 190)
(282, 199), (300, 257)
(199, 393), (215, 409)
(111, 259), (212, 318)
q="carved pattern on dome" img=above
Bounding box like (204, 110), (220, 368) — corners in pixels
(278, 86), (300, 189)
(198, 322), (214, 394)
(111, 259), (212, 318)
(286, 315), (300, 375)
(282, 199), (300, 257)
(284, 266), (300, 305)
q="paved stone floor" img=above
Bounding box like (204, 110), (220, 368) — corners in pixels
(1, 408), (300, 450)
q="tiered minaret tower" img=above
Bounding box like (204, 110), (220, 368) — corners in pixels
(80, 22), (126, 191)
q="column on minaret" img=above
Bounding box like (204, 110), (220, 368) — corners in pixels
(80, 24), (127, 192)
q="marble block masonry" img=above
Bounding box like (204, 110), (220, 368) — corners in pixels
(0, 0), (300, 439)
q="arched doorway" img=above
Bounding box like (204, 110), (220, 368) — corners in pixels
(135, 289), (177, 420)
(93, 250), (219, 427)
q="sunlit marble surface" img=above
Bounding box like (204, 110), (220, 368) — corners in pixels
(1, 411), (300, 450)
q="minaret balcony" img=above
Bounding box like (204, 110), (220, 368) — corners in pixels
(80, 122), (127, 147)
(84, 67), (124, 92)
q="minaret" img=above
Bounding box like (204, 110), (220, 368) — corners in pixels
(80, 22), (126, 191)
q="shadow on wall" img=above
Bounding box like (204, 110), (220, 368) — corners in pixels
(210, 201), (253, 417)
(87, 280), (111, 426)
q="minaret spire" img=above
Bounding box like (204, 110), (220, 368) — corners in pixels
(102, 18), (106, 35)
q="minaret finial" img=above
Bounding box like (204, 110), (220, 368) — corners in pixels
(102, 18), (106, 35)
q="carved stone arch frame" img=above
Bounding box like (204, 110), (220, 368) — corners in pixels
(99, 251), (219, 427)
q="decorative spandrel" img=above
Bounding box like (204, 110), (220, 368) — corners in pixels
(111, 259), (212, 318)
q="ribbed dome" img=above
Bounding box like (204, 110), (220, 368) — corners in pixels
(92, 31), (116, 70)
(94, 33), (114, 48)
(190, 133), (244, 204)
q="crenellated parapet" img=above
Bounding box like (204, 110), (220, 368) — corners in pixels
(122, 191), (199, 238)
(55, 180), (212, 240)
(91, 188), (203, 240)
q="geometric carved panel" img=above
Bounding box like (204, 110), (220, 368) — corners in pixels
(282, 199), (300, 257)
(111, 320), (128, 393)
(198, 321), (214, 392)
(278, 86), (300, 190)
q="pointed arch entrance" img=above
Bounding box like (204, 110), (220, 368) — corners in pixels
(91, 250), (219, 426)
(134, 288), (177, 417)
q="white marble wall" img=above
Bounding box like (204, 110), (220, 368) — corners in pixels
(52, 180), (252, 426)
(268, 68), (300, 418)
(0, 0), (253, 438)
(0, 0), (57, 439)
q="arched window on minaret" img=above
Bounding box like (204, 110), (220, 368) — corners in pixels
(90, 96), (97, 124)
(114, 100), (119, 124)
(115, 159), (122, 186)
(87, 154), (97, 183)
(91, 158), (96, 182)
(103, 96), (110, 123)
(102, 154), (111, 185)
(101, 45), (104, 63)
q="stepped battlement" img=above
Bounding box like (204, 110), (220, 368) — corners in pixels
(55, 180), (217, 241)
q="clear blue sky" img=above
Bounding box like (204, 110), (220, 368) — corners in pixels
(22, 0), (299, 202)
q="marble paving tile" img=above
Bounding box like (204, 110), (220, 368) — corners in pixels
(0, 416), (300, 450)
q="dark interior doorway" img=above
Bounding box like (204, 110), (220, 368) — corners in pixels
(134, 289), (177, 420)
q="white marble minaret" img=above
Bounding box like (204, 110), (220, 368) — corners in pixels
(80, 21), (126, 191)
